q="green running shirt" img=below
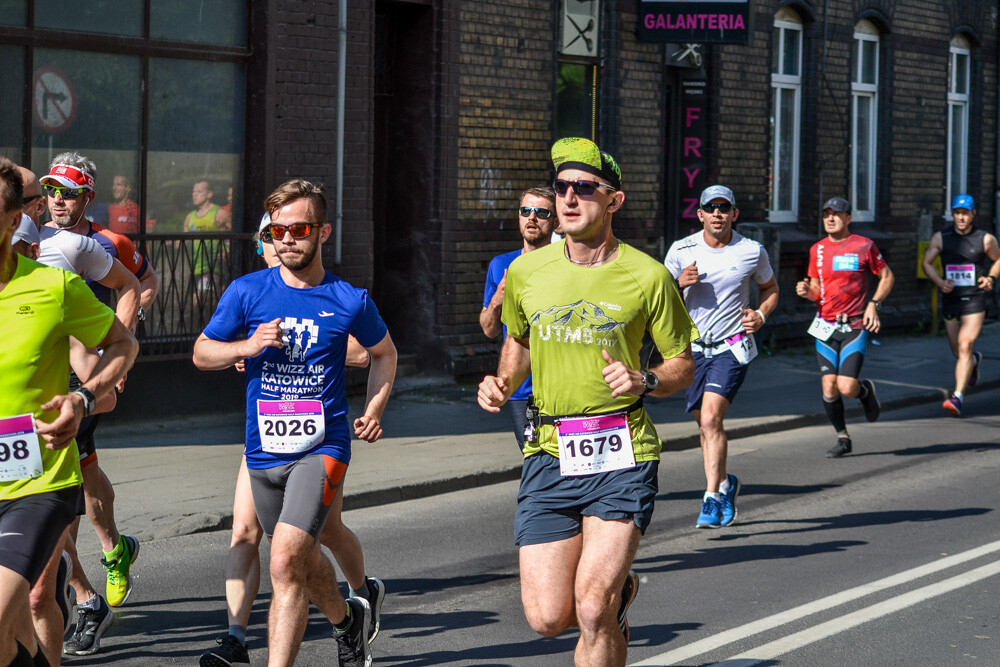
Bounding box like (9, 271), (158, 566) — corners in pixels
(0, 256), (114, 500)
(502, 240), (697, 461)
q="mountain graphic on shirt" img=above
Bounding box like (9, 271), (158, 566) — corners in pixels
(529, 300), (624, 333)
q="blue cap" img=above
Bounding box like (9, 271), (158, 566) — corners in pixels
(951, 194), (975, 210)
(699, 185), (736, 207)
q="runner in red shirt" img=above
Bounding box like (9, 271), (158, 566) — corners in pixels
(795, 197), (894, 458)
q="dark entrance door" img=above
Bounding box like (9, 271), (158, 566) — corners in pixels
(373, 1), (436, 360)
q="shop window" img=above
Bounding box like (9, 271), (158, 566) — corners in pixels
(151, 1), (247, 47)
(557, 63), (599, 141)
(0, 0), (27, 26)
(0, 45), (24, 160)
(769, 7), (802, 222)
(35, 0), (142, 37)
(851, 19), (879, 222)
(946, 34), (970, 215)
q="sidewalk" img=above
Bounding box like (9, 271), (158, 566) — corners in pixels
(90, 323), (1000, 543)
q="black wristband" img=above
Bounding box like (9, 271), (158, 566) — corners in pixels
(72, 387), (97, 417)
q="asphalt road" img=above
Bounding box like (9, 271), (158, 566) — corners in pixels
(66, 393), (1000, 666)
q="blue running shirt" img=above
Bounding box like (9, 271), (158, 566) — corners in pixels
(484, 249), (533, 401)
(202, 267), (388, 469)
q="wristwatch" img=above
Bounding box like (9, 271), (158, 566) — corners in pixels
(641, 370), (659, 395)
(136, 306), (147, 322)
(869, 300), (882, 312)
(72, 387), (97, 417)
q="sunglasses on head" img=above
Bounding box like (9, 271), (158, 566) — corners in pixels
(701, 202), (733, 213)
(519, 206), (554, 219)
(268, 222), (321, 239)
(552, 179), (616, 197)
(43, 185), (90, 199)
(22, 194), (43, 206)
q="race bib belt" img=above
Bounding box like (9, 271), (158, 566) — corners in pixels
(256, 399), (325, 454)
(0, 414), (44, 482)
(725, 332), (757, 365)
(807, 315), (852, 341)
(945, 264), (976, 287)
(556, 413), (636, 476)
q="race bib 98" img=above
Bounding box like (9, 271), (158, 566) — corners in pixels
(0, 414), (44, 482)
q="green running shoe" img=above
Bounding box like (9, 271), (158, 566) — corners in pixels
(102, 535), (139, 607)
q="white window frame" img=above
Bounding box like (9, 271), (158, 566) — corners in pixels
(850, 21), (879, 222)
(946, 35), (971, 217)
(769, 9), (802, 223)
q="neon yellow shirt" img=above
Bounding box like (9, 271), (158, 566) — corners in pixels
(0, 256), (115, 500)
(503, 240), (697, 461)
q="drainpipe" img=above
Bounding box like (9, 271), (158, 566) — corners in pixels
(335, 0), (347, 264)
(995, 10), (1000, 237)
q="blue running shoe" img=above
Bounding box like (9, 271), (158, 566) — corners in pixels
(719, 474), (741, 526)
(696, 497), (722, 528)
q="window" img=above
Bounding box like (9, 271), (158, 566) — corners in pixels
(557, 63), (599, 140)
(946, 34), (971, 214)
(769, 7), (802, 222)
(851, 20), (879, 221)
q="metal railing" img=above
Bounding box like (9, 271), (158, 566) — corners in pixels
(133, 233), (257, 359)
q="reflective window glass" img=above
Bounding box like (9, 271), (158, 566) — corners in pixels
(782, 28), (800, 76)
(151, 1), (248, 47)
(0, 0), (27, 26)
(0, 46), (25, 160)
(954, 52), (969, 95)
(35, 0), (142, 37)
(861, 40), (877, 84)
(557, 63), (598, 141)
(30, 49), (141, 231)
(950, 104), (966, 196)
(855, 96), (871, 205)
(148, 58), (244, 235)
(777, 89), (795, 211)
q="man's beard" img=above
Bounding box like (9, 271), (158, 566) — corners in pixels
(51, 212), (78, 228)
(278, 243), (318, 270)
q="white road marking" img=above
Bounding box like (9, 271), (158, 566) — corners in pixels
(716, 560), (1000, 666)
(631, 539), (1000, 666)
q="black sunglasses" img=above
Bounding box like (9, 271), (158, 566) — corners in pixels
(43, 185), (90, 200)
(552, 179), (616, 197)
(519, 206), (554, 219)
(701, 202), (733, 213)
(22, 194), (43, 206)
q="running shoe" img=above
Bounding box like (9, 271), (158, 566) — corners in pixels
(63, 597), (114, 656)
(335, 597), (372, 667)
(968, 352), (983, 388)
(617, 570), (639, 643)
(55, 550), (76, 635)
(200, 634), (250, 667)
(102, 534), (139, 607)
(859, 379), (880, 422)
(696, 497), (722, 528)
(353, 576), (385, 644)
(719, 474), (741, 527)
(943, 394), (963, 416)
(826, 436), (852, 458)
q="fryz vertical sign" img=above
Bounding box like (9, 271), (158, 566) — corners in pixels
(679, 77), (707, 234)
(640, 0), (751, 44)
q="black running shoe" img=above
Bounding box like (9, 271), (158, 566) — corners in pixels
(200, 634), (250, 667)
(335, 597), (372, 667)
(617, 570), (640, 643)
(355, 577), (385, 643)
(859, 379), (880, 422)
(63, 597), (114, 656)
(826, 436), (852, 458)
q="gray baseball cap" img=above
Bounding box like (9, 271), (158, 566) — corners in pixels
(821, 197), (851, 213)
(699, 185), (736, 207)
(258, 212), (271, 232)
(11, 213), (39, 246)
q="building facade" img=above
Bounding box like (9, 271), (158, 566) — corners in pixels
(2, 0), (996, 406)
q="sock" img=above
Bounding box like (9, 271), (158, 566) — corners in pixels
(823, 395), (847, 434)
(334, 601), (353, 634)
(7, 642), (34, 667)
(228, 625), (247, 645)
(348, 582), (366, 601)
(79, 594), (100, 611)
(718, 477), (731, 495)
(703, 492), (722, 502)
(954, 391), (964, 401)
(103, 535), (123, 561)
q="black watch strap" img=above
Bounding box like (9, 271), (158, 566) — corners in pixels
(72, 387), (97, 417)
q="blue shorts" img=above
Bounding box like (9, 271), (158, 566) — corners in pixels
(686, 348), (749, 412)
(514, 453), (658, 547)
(815, 328), (868, 378)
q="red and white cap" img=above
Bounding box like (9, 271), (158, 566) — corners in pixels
(40, 164), (94, 191)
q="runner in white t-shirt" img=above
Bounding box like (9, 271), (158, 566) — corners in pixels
(664, 185), (778, 529)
